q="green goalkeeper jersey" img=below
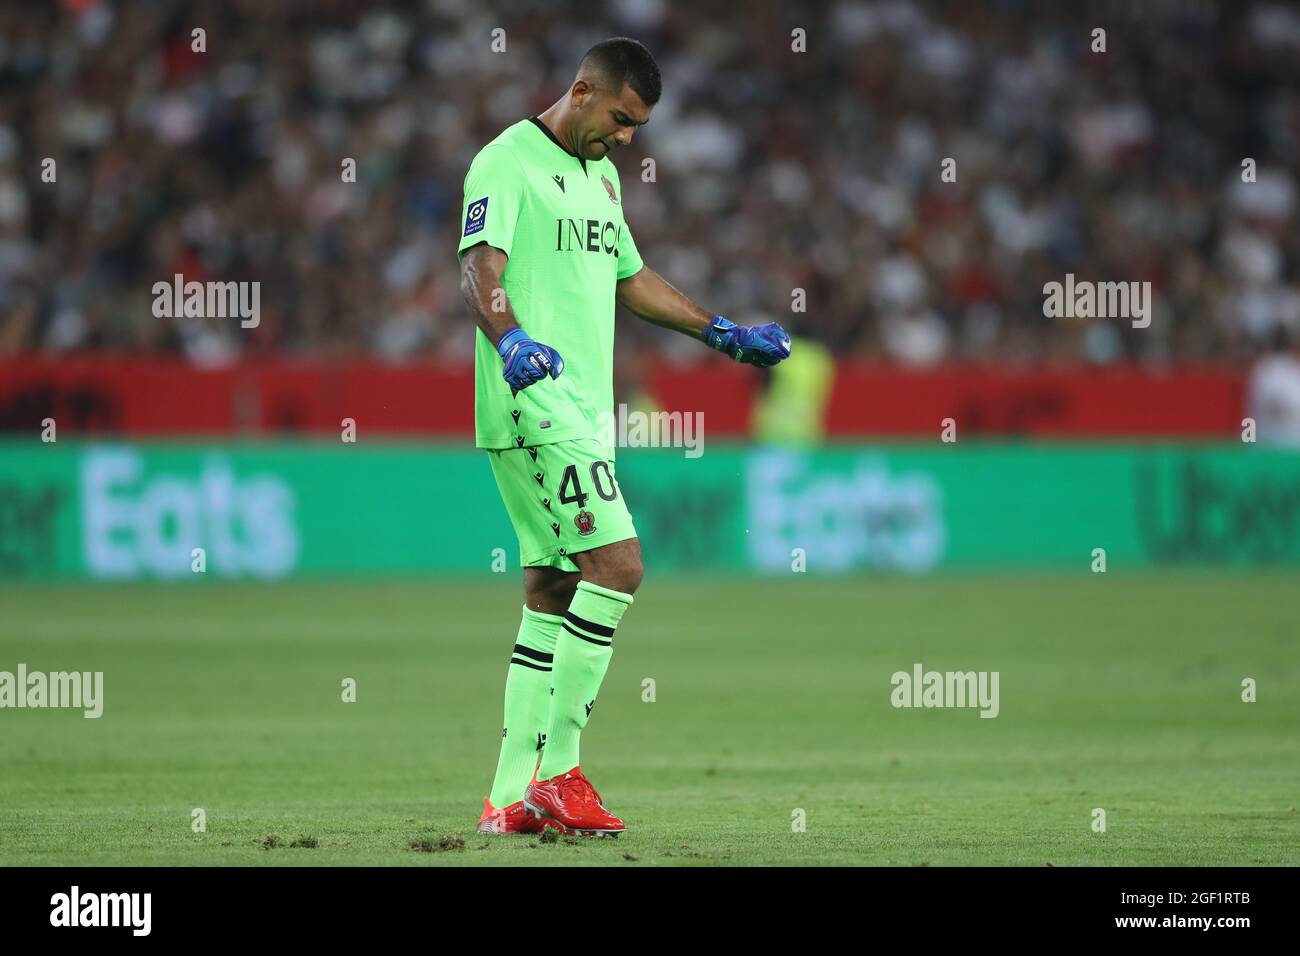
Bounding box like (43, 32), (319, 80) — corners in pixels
(457, 116), (644, 450)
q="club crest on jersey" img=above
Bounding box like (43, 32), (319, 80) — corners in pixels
(574, 509), (597, 536)
(464, 197), (488, 236)
(601, 175), (620, 205)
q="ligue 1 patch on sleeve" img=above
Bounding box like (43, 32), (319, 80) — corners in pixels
(464, 197), (488, 237)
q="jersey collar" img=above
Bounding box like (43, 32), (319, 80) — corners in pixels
(529, 115), (587, 175)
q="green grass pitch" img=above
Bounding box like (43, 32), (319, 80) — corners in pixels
(0, 573), (1296, 866)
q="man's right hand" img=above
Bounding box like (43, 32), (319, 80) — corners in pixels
(496, 327), (565, 393)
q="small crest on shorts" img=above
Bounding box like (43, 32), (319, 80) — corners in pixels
(574, 509), (596, 536)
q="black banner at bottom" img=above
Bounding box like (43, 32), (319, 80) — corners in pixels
(0, 865), (1284, 941)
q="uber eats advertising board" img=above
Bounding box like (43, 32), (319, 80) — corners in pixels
(1, 442), (1297, 580)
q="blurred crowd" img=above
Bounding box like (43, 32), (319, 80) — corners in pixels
(1, 0), (1299, 367)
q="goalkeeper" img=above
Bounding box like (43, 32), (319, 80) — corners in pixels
(457, 37), (790, 837)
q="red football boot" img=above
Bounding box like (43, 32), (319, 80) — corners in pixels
(523, 767), (624, 837)
(476, 797), (570, 835)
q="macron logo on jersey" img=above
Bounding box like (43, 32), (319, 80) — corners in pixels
(464, 197), (489, 237)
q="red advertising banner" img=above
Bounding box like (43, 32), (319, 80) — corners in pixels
(824, 365), (1246, 438)
(0, 357), (1245, 438)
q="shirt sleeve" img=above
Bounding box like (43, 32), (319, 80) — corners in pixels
(457, 145), (524, 262)
(616, 218), (644, 280)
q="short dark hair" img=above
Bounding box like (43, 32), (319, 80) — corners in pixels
(580, 37), (661, 106)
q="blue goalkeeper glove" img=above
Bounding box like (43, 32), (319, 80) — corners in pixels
(496, 327), (564, 394)
(704, 315), (792, 368)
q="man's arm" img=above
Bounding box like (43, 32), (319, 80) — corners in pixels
(616, 265), (792, 367)
(460, 243), (564, 391)
(459, 243), (518, 348)
(615, 266), (712, 342)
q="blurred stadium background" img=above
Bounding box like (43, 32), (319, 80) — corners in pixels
(1, 0), (1298, 581)
(0, 0), (1298, 866)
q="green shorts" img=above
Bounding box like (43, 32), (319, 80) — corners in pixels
(487, 439), (638, 573)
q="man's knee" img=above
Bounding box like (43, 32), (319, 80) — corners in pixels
(613, 550), (644, 595)
(576, 539), (643, 596)
(524, 568), (580, 614)
(598, 565), (642, 596)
